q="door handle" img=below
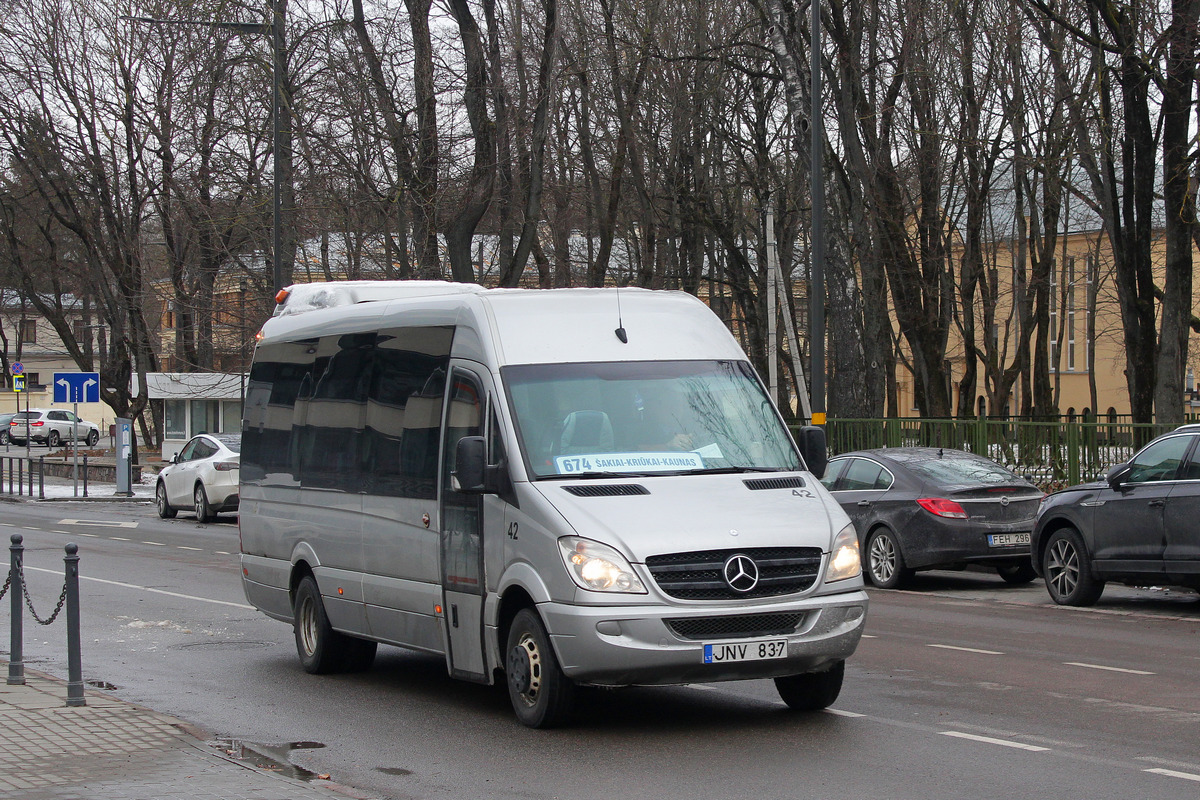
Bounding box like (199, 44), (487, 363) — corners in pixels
(1148, 499), (1166, 507)
(857, 500), (872, 507)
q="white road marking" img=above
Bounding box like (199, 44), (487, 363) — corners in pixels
(23, 565), (253, 609)
(929, 644), (1004, 655)
(861, 634), (877, 638)
(58, 519), (139, 528)
(109, 537), (130, 541)
(940, 731), (1049, 751)
(825, 708), (866, 718)
(215, 551), (232, 555)
(142, 541), (166, 547)
(74, 533), (99, 537)
(1145, 768), (1200, 783)
(1064, 662), (1155, 675)
(176, 546), (202, 551)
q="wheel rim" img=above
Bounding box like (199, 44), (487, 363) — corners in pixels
(869, 534), (896, 583)
(157, 485), (168, 513)
(298, 595), (318, 656)
(509, 632), (543, 708)
(49, 432), (58, 446)
(1046, 538), (1079, 598)
(195, 488), (206, 517)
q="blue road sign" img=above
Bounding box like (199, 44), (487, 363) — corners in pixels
(13, 375), (24, 392)
(11, 362), (23, 375)
(53, 372), (100, 403)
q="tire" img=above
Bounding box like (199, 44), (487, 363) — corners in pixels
(1042, 527), (1104, 606)
(775, 660), (845, 711)
(194, 484), (213, 523)
(505, 608), (576, 728)
(996, 562), (1037, 585)
(156, 482), (177, 519)
(86, 430), (99, 447)
(47, 430), (60, 448)
(0, 430), (8, 446)
(293, 575), (347, 674)
(865, 528), (912, 589)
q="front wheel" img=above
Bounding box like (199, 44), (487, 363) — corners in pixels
(0, 430), (8, 445)
(996, 562), (1037, 585)
(866, 528), (912, 589)
(194, 484), (213, 523)
(505, 608), (576, 728)
(775, 660), (845, 710)
(156, 482), (177, 519)
(1042, 528), (1104, 606)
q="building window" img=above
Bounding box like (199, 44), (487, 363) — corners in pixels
(19, 319), (35, 344)
(72, 320), (85, 341)
(25, 372), (39, 389)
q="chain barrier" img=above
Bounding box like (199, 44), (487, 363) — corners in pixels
(20, 565), (68, 625)
(7, 534), (86, 705)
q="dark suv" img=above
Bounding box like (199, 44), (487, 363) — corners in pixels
(1032, 424), (1200, 605)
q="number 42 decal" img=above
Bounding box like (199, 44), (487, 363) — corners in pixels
(507, 522), (519, 540)
(792, 489), (814, 498)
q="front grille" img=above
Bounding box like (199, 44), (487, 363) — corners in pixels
(645, 547), (824, 600)
(562, 484), (650, 497)
(743, 476), (806, 491)
(665, 612), (805, 640)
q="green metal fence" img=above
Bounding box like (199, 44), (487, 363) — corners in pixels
(801, 418), (1191, 491)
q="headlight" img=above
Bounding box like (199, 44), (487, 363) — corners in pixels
(558, 536), (647, 594)
(824, 523), (862, 583)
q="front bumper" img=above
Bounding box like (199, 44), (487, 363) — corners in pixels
(537, 589), (868, 686)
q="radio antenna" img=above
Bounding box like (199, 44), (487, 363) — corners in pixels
(614, 286), (628, 343)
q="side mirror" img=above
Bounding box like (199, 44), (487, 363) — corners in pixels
(798, 425), (828, 480)
(171, 453), (180, 464)
(453, 436), (489, 494)
(1106, 462), (1132, 491)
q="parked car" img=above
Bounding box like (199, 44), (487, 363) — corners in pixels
(820, 447), (1044, 588)
(9, 408), (101, 448)
(1032, 424), (1200, 606)
(156, 433), (241, 523)
(0, 413), (14, 445)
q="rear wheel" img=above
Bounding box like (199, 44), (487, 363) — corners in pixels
(47, 430), (60, 448)
(775, 660), (845, 710)
(506, 608), (576, 728)
(996, 562), (1037, 585)
(866, 528), (912, 589)
(0, 430), (8, 445)
(293, 575), (347, 674)
(85, 430), (99, 447)
(156, 482), (177, 519)
(194, 484), (213, 523)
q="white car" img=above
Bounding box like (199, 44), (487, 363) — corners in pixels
(10, 409), (101, 448)
(156, 433), (240, 522)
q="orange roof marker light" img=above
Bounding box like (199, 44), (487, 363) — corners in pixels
(275, 288), (291, 305)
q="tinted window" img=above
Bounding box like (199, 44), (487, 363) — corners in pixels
(841, 458), (885, 491)
(1128, 435), (1192, 483)
(296, 332), (375, 491)
(363, 327), (453, 499)
(903, 453), (1022, 487)
(1181, 440), (1200, 480)
(820, 458), (848, 489)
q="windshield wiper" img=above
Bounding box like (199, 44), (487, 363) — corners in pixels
(538, 471), (635, 481)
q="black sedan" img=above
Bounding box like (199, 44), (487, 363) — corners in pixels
(1032, 424), (1200, 606)
(820, 447), (1044, 588)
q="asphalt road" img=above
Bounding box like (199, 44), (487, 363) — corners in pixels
(3, 499), (1198, 800)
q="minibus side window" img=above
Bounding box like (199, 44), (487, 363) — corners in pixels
(363, 326), (454, 499)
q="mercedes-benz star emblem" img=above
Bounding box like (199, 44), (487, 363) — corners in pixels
(723, 554), (760, 593)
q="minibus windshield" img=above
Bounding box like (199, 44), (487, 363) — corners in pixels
(503, 360), (802, 479)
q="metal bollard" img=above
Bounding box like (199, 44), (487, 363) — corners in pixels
(8, 534), (23, 685)
(38, 455), (44, 500)
(64, 544), (84, 706)
(17, 459), (22, 496)
(83, 455), (89, 498)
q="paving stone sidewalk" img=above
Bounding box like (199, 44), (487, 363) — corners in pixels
(0, 666), (377, 800)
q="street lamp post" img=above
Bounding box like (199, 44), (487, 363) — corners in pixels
(125, 2), (286, 295)
(809, 0), (825, 428)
